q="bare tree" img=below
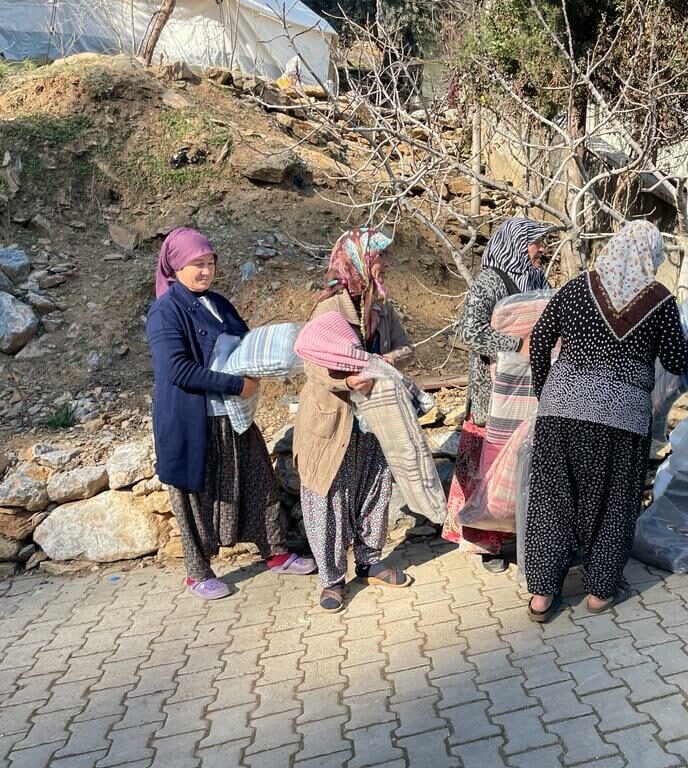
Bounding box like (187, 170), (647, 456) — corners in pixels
(262, 0), (688, 287)
(139, 0), (177, 66)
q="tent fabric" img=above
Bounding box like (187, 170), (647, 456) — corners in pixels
(0, 0), (336, 84)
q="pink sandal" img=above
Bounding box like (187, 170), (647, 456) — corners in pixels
(269, 553), (317, 575)
(185, 577), (231, 600)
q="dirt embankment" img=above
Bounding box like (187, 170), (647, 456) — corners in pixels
(0, 54), (469, 452)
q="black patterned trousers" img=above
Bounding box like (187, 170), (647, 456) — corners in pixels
(525, 416), (650, 599)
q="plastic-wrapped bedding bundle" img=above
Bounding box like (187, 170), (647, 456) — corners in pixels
(481, 290), (555, 474)
(295, 311), (446, 524)
(209, 322), (304, 434)
(515, 416), (537, 574)
(651, 301), (688, 446)
(458, 416), (535, 533)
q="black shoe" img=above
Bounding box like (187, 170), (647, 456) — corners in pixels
(481, 554), (508, 573)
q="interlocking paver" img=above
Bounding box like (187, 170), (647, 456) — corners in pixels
(297, 685), (347, 723)
(72, 684), (132, 722)
(449, 735), (505, 768)
(492, 706), (558, 755)
(155, 696), (213, 738)
(546, 714), (619, 765)
(199, 704), (254, 747)
(531, 679), (593, 723)
(443, 699), (502, 745)
(435, 671), (487, 709)
(53, 714), (118, 757)
(604, 723), (682, 768)
(480, 676), (536, 715)
(196, 738), (249, 768)
(11, 707), (81, 749)
(391, 695), (448, 738)
(589, 636), (649, 669)
(346, 722), (404, 768)
(561, 656), (624, 695)
(297, 714), (349, 761)
(344, 690), (396, 731)
(636, 694), (688, 742)
(8, 741), (65, 768)
(397, 727), (459, 767)
(166, 666), (219, 704)
(244, 710), (301, 755)
(507, 745), (565, 768)
(610, 661), (680, 703)
(644, 639), (688, 676)
(149, 730), (204, 768)
(581, 686), (649, 732)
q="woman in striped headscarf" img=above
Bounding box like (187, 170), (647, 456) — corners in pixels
(293, 227), (415, 612)
(442, 217), (550, 572)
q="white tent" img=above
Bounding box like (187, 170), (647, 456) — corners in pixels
(0, 0), (337, 84)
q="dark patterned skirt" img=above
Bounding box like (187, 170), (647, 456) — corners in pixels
(168, 416), (287, 581)
(525, 416), (650, 599)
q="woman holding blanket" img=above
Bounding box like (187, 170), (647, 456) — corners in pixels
(294, 227), (414, 612)
(146, 228), (315, 600)
(442, 217), (550, 572)
(525, 220), (688, 622)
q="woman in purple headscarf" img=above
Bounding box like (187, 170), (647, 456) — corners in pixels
(146, 228), (316, 600)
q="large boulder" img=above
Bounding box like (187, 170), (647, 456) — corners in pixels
(47, 465), (109, 503)
(0, 466), (49, 511)
(0, 292), (39, 354)
(33, 490), (166, 562)
(106, 442), (154, 489)
(0, 248), (31, 284)
(231, 145), (312, 185)
(0, 535), (22, 561)
(0, 509), (48, 540)
(32, 444), (82, 469)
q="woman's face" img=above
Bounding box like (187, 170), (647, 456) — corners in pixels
(175, 254), (216, 292)
(527, 240), (546, 269)
(371, 250), (392, 282)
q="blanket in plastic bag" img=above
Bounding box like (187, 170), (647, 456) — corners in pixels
(209, 322), (304, 434)
(651, 301), (688, 446)
(481, 290), (554, 471)
(295, 311), (445, 523)
(633, 418), (688, 572)
(458, 416), (536, 533)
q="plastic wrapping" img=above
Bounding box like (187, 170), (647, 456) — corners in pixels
(633, 417), (688, 572)
(457, 416), (535, 533)
(515, 417), (537, 574)
(491, 289), (556, 336)
(209, 322), (304, 434)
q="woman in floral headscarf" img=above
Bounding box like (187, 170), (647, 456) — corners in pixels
(525, 220), (688, 622)
(293, 227), (415, 611)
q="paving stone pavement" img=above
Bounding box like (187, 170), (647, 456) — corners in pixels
(1, 537), (687, 768)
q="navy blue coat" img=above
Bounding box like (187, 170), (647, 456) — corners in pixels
(146, 280), (248, 491)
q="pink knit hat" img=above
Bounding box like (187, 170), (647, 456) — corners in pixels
(295, 311), (370, 371)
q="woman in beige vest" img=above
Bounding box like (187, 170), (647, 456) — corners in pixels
(293, 228), (414, 612)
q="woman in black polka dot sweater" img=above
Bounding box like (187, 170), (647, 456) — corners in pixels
(525, 220), (688, 622)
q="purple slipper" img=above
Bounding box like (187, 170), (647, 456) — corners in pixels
(269, 553), (317, 575)
(185, 577), (231, 600)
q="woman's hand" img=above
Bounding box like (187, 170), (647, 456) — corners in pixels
(520, 336), (531, 357)
(346, 374), (374, 394)
(240, 376), (260, 398)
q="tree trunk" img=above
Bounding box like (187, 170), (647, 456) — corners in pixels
(471, 106), (482, 218)
(560, 95), (587, 280)
(140, 0), (177, 67)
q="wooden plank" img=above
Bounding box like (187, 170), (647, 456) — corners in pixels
(413, 373), (468, 391)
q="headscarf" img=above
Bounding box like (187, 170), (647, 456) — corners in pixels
(481, 217), (550, 292)
(318, 227), (393, 340)
(595, 220), (664, 312)
(155, 227), (216, 298)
